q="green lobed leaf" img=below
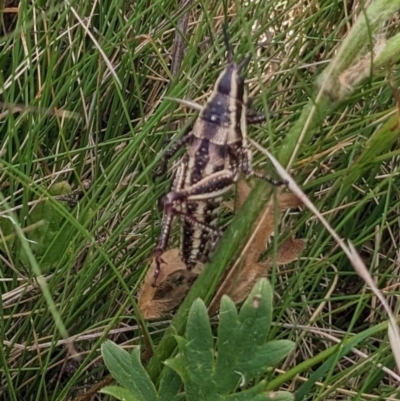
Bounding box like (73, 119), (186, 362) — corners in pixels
(226, 392), (293, 401)
(183, 298), (215, 399)
(101, 341), (158, 401)
(164, 352), (188, 383)
(158, 366), (183, 400)
(214, 279), (276, 394)
(223, 379), (293, 401)
(174, 335), (188, 351)
(130, 347), (159, 401)
(222, 379), (268, 401)
(264, 391), (294, 401)
(214, 295), (241, 392)
(238, 279), (272, 345)
(100, 385), (137, 401)
(158, 281), (294, 401)
(237, 340), (295, 377)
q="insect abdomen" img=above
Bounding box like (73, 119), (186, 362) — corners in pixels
(180, 137), (230, 267)
(181, 197), (222, 268)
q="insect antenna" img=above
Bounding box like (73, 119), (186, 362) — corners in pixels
(222, 25), (233, 63)
(222, 25), (251, 71)
(238, 53), (252, 72)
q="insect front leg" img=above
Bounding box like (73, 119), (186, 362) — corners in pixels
(246, 111), (266, 125)
(179, 212), (223, 240)
(154, 126), (192, 177)
(245, 96), (265, 125)
(241, 147), (287, 186)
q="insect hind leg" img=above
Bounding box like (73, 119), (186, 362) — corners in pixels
(153, 212), (174, 286)
(154, 183), (224, 283)
(238, 54), (251, 72)
(222, 26), (233, 63)
(179, 213), (223, 239)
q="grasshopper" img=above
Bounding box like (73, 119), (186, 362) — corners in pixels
(153, 30), (284, 285)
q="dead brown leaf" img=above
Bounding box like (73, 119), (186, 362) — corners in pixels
(138, 249), (202, 320)
(214, 238), (306, 312)
(208, 184), (304, 315)
(270, 237), (305, 265)
(234, 177), (253, 211)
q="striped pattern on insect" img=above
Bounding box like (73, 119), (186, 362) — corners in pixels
(153, 30), (284, 285)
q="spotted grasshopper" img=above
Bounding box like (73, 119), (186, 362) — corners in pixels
(153, 30), (284, 285)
